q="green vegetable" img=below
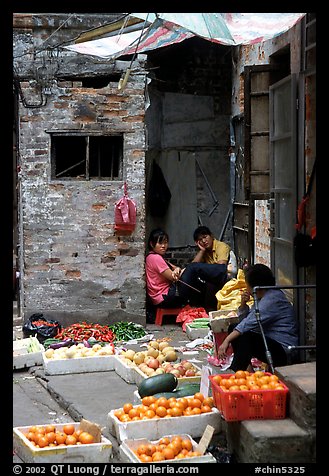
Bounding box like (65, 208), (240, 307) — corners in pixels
(27, 336), (41, 353)
(188, 318), (210, 328)
(108, 322), (146, 342)
(138, 373), (178, 398)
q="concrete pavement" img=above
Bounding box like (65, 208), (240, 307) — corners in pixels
(13, 318), (224, 463)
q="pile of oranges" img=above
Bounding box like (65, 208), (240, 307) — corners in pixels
(212, 370), (286, 392)
(113, 393), (214, 422)
(133, 435), (202, 462)
(23, 424), (95, 448)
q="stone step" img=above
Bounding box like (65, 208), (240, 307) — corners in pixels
(276, 361), (316, 431)
(226, 418), (316, 463)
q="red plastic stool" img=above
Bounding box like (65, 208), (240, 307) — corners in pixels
(155, 307), (182, 326)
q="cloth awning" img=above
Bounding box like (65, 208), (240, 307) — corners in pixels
(63, 13), (306, 59)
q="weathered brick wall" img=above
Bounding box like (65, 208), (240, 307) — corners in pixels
(17, 75), (147, 327)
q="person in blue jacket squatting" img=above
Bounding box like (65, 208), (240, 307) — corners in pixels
(218, 263), (298, 372)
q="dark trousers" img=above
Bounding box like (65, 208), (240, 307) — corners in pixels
(162, 262), (227, 309)
(228, 325), (288, 371)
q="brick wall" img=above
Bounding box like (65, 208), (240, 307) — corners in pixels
(17, 74), (147, 327)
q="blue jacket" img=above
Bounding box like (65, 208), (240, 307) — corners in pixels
(235, 289), (299, 348)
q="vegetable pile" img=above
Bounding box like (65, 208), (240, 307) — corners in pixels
(108, 322), (146, 342)
(176, 306), (209, 331)
(55, 322), (115, 343)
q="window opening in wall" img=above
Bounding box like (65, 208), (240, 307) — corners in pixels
(58, 75), (121, 88)
(51, 134), (123, 180)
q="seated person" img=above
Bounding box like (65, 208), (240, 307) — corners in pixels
(218, 263), (299, 372)
(192, 226), (232, 310)
(145, 228), (227, 313)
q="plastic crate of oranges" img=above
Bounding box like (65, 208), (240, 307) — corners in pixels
(209, 370), (289, 421)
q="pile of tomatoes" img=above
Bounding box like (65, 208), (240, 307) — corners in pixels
(134, 435), (201, 462)
(23, 424), (95, 448)
(212, 370), (286, 392)
(114, 393), (214, 422)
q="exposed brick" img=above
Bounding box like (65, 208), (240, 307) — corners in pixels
(65, 270), (81, 279)
(44, 258), (60, 263)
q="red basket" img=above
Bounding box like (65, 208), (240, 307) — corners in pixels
(209, 373), (289, 421)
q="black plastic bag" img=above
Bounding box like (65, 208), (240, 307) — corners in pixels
(23, 313), (61, 343)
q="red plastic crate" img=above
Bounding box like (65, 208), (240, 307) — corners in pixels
(209, 373), (289, 421)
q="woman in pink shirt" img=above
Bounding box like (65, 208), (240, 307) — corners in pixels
(145, 228), (228, 311)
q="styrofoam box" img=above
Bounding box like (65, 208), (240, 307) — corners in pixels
(13, 338), (45, 370)
(133, 365), (202, 387)
(186, 323), (210, 340)
(43, 352), (116, 375)
(120, 434), (217, 463)
(114, 355), (139, 384)
(13, 422), (113, 463)
(209, 310), (239, 333)
(108, 406), (221, 444)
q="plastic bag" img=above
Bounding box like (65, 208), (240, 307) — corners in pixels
(114, 182), (136, 234)
(23, 313), (61, 343)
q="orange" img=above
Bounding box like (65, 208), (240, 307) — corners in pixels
(235, 370), (247, 379)
(149, 403), (158, 412)
(201, 405), (212, 413)
(139, 454), (152, 463)
(55, 432), (67, 445)
(65, 435), (77, 446)
(46, 432), (57, 444)
(156, 397), (169, 409)
(63, 424), (75, 435)
(156, 406), (168, 418)
(45, 425), (56, 434)
(36, 436), (49, 448)
(141, 396), (151, 406)
(144, 409), (156, 419)
(128, 408), (139, 419)
(192, 407), (202, 415)
(181, 439), (192, 451)
(194, 392), (204, 402)
(123, 403), (133, 414)
(178, 397), (188, 409)
(191, 398), (202, 408)
(228, 385), (240, 391)
(203, 396), (214, 407)
(79, 432), (94, 444)
(162, 447), (175, 460)
(152, 451), (165, 461)
(170, 406), (183, 417)
(137, 444), (149, 455)
(212, 375), (222, 385)
(158, 437), (170, 445)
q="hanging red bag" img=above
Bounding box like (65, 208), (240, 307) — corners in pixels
(114, 182), (137, 234)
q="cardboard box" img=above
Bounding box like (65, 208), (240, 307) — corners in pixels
(119, 434), (217, 463)
(13, 422), (113, 463)
(42, 353), (116, 375)
(108, 406), (221, 444)
(13, 338), (44, 370)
